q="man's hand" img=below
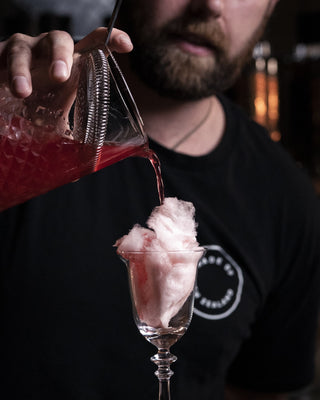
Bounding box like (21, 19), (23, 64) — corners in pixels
(0, 27), (133, 98)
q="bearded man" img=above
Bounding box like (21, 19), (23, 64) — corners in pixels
(0, 1), (320, 399)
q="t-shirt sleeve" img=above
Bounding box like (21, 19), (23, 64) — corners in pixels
(227, 171), (320, 392)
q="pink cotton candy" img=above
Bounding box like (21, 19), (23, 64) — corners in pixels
(115, 197), (202, 328)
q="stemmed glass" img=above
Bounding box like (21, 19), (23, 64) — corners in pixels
(118, 248), (205, 400)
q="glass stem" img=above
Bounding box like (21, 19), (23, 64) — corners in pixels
(158, 380), (171, 400)
(151, 349), (177, 400)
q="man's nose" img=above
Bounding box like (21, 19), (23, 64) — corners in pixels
(190, 0), (224, 18)
(207, 0), (223, 17)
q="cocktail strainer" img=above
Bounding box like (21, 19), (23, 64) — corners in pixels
(72, 0), (145, 162)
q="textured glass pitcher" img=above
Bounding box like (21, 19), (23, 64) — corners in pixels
(0, 46), (147, 211)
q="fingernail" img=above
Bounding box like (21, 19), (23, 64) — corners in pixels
(51, 60), (69, 80)
(119, 34), (133, 48)
(12, 76), (30, 96)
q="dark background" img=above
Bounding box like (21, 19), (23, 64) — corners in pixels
(229, 0), (320, 194)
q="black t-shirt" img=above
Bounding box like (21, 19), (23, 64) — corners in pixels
(0, 95), (320, 399)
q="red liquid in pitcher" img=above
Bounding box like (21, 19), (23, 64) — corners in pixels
(0, 115), (164, 211)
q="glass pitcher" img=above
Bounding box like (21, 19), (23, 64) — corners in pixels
(0, 46), (147, 211)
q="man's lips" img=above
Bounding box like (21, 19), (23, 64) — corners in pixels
(170, 32), (215, 56)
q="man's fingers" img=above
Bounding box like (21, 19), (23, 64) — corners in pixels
(2, 31), (75, 97)
(6, 33), (33, 97)
(75, 27), (133, 54)
(107, 28), (133, 53)
(46, 31), (74, 82)
(1, 27), (132, 99)
(42, 30), (74, 82)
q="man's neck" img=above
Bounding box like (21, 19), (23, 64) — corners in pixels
(117, 54), (226, 156)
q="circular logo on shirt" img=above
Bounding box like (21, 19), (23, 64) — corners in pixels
(194, 245), (243, 320)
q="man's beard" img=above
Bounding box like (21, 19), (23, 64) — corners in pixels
(120, 7), (269, 100)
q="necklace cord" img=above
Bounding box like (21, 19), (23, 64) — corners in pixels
(171, 99), (213, 150)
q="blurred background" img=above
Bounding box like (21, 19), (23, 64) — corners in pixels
(0, 0), (113, 39)
(228, 0), (320, 197)
(0, 0), (320, 397)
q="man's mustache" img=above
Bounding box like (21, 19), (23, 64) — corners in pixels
(163, 18), (228, 54)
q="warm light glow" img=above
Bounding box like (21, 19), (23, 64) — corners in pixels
(267, 76), (279, 125)
(253, 71), (268, 126)
(254, 98), (267, 117)
(252, 54), (280, 142)
(270, 130), (282, 142)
